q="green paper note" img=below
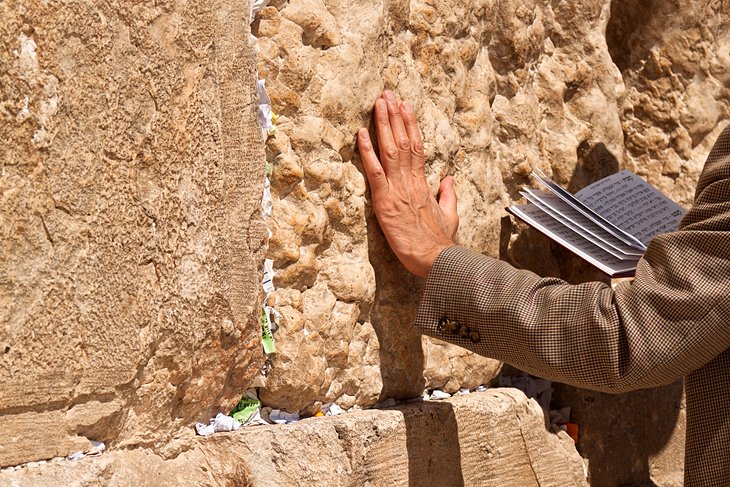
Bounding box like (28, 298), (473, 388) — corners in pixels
(230, 393), (261, 424)
(261, 307), (276, 354)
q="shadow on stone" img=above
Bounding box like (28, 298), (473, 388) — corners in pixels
(366, 209), (426, 401)
(553, 381), (683, 487)
(568, 142), (621, 194)
(401, 400), (465, 487)
(606, 0), (660, 73)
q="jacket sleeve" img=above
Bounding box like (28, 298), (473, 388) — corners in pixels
(414, 127), (730, 393)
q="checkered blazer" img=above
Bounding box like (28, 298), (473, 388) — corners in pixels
(415, 127), (730, 486)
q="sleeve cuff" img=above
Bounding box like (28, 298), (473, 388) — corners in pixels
(415, 245), (498, 349)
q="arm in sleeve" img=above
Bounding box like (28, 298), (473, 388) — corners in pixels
(414, 127), (730, 393)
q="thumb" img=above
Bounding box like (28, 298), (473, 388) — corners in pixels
(437, 175), (458, 218)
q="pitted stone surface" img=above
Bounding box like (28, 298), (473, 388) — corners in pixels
(1, 0), (266, 467)
(257, 0), (730, 411)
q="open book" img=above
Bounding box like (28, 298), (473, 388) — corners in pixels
(506, 169), (686, 277)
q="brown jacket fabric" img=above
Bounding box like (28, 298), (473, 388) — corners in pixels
(415, 127), (730, 486)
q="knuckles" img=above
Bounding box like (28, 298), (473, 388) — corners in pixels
(398, 138), (411, 151)
(411, 140), (424, 156)
(403, 111), (417, 125)
(384, 146), (400, 161)
(369, 166), (385, 179)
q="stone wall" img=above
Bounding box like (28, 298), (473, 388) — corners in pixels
(2, 0), (730, 484)
(1, 0), (267, 466)
(0, 390), (588, 487)
(256, 0), (730, 409)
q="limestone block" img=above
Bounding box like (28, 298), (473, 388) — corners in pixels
(257, 0), (620, 409)
(607, 0), (730, 206)
(0, 389), (587, 486)
(1, 0), (266, 467)
(258, 0), (730, 422)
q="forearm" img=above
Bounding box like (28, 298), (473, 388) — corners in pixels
(416, 126), (730, 392)
(416, 241), (730, 393)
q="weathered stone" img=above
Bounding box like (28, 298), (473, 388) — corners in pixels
(0, 0), (266, 467)
(4, 0), (729, 483)
(553, 381), (685, 487)
(607, 0), (730, 207)
(250, 0), (570, 405)
(0, 389), (587, 486)
(256, 1), (730, 483)
(258, 0), (729, 401)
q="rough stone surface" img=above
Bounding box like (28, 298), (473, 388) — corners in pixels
(1, 0), (267, 467)
(553, 380), (685, 487)
(255, 0), (730, 483)
(257, 0), (729, 404)
(3, 0), (729, 484)
(0, 389), (587, 486)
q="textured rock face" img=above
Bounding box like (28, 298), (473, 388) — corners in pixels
(3, 0), (729, 484)
(553, 381), (685, 487)
(1, 1), (266, 467)
(608, 0), (730, 207)
(255, 1), (729, 484)
(256, 0), (730, 412)
(0, 390), (587, 487)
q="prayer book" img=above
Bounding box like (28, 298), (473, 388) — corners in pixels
(506, 169), (686, 277)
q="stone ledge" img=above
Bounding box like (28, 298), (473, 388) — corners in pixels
(0, 389), (586, 486)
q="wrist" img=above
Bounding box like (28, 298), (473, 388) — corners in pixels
(415, 241), (454, 278)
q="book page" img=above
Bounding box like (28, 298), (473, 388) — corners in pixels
(507, 204), (641, 277)
(532, 169), (646, 250)
(575, 170), (686, 246)
(522, 190), (643, 259)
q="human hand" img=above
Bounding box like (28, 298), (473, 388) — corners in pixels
(357, 90), (459, 278)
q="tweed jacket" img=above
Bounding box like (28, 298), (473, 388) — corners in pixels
(415, 127), (730, 486)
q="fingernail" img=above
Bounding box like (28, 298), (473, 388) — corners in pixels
(402, 100), (412, 112)
(384, 90), (395, 103)
(359, 128), (369, 141)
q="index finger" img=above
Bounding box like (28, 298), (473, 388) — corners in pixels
(357, 127), (389, 200)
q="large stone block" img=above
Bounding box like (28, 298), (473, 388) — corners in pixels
(0, 0), (267, 467)
(0, 389), (587, 486)
(255, 0), (730, 482)
(255, 0), (713, 408)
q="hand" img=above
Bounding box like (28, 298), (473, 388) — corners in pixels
(358, 90), (459, 278)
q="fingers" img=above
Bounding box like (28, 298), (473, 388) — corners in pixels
(358, 128), (388, 199)
(437, 176), (458, 221)
(401, 100), (426, 177)
(374, 98), (401, 179)
(381, 91), (410, 169)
